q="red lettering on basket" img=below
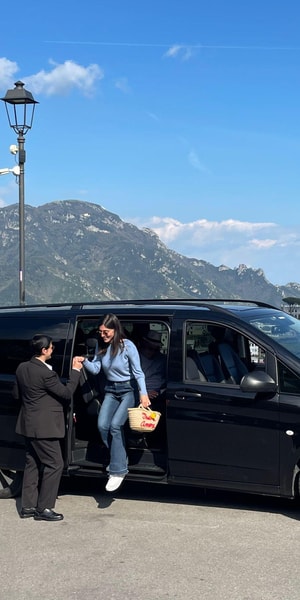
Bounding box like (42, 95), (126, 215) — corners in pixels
(140, 420), (156, 429)
(141, 412), (156, 421)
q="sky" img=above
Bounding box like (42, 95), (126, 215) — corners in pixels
(0, 0), (300, 286)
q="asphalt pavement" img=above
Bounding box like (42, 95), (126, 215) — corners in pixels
(1, 478), (300, 600)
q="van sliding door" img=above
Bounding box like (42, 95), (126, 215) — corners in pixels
(0, 315), (71, 471)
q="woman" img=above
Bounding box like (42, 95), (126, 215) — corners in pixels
(83, 314), (150, 492)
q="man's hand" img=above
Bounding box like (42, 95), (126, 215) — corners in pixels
(72, 356), (84, 370)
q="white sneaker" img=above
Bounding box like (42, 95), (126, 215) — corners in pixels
(105, 474), (126, 492)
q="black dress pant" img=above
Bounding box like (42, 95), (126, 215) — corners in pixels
(22, 438), (64, 511)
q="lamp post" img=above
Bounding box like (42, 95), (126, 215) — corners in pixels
(1, 81), (38, 306)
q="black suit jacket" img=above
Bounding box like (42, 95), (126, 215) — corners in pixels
(13, 357), (81, 438)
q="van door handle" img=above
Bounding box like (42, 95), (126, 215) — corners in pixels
(175, 391), (202, 399)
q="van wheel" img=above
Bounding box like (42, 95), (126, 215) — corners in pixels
(0, 469), (23, 498)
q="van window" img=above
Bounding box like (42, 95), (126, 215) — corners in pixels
(278, 362), (300, 394)
(74, 318), (169, 357)
(185, 322), (264, 385)
(0, 317), (70, 375)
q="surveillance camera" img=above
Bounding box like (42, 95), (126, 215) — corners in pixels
(0, 166), (20, 176)
(9, 144), (18, 155)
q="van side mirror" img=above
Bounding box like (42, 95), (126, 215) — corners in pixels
(240, 371), (277, 394)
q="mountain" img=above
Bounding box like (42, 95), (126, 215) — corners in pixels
(0, 199), (299, 308)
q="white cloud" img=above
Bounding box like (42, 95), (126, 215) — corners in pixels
(114, 77), (131, 94)
(142, 216), (276, 244)
(25, 60), (103, 96)
(163, 45), (182, 58)
(181, 47), (194, 61)
(188, 150), (210, 173)
(130, 215), (300, 283)
(0, 58), (103, 97)
(131, 216), (300, 285)
(0, 177), (18, 207)
(163, 45), (195, 61)
(250, 238), (277, 249)
(0, 58), (19, 88)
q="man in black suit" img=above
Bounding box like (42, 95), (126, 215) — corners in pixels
(13, 334), (84, 521)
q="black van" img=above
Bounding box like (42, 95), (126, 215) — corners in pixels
(1, 298), (300, 501)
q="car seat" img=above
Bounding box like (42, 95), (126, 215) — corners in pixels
(217, 342), (248, 384)
(207, 326), (249, 385)
(187, 349), (226, 383)
(186, 355), (207, 381)
(196, 352), (226, 383)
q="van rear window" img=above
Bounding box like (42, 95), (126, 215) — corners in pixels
(0, 317), (70, 375)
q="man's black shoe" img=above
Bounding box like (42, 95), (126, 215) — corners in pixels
(34, 508), (64, 521)
(20, 507), (36, 518)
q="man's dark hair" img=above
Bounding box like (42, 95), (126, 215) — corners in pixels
(31, 334), (52, 356)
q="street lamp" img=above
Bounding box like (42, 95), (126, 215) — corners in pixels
(1, 80), (38, 305)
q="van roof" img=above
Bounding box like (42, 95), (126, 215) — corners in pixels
(0, 298), (279, 319)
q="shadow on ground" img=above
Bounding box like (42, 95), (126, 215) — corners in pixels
(58, 475), (300, 522)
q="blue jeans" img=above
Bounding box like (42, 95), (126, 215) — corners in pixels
(98, 381), (135, 475)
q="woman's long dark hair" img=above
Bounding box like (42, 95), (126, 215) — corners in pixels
(99, 314), (125, 358)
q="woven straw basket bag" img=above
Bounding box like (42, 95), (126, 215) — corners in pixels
(128, 405), (161, 433)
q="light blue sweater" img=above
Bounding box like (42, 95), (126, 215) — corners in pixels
(83, 339), (147, 395)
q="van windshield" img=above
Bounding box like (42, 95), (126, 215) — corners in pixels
(247, 310), (300, 358)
